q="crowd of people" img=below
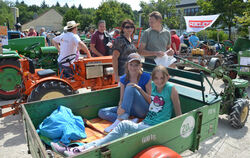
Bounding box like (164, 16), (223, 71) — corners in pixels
(14, 11), (202, 156)
(48, 11), (185, 157)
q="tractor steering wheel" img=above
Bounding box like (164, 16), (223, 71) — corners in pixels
(24, 42), (41, 51)
(58, 54), (77, 65)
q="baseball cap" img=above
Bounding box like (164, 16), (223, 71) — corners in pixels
(127, 53), (141, 63)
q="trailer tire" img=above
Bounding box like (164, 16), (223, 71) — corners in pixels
(229, 99), (249, 129)
(134, 145), (182, 158)
(27, 81), (74, 102)
(0, 58), (22, 100)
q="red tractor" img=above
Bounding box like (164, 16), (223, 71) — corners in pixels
(0, 55), (117, 117)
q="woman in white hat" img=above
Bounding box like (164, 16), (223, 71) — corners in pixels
(52, 21), (91, 78)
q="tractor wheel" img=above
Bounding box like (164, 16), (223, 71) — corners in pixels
(0, 58), (22, 100)
(27, 81), (74, 102)
(214, 60), (221, 69)
(229, 99), (249, 129)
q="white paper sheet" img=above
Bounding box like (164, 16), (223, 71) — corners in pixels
(154, 55), (177, 67)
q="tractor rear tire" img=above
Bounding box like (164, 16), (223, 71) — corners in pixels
(229, 99), (249, 129)
(0, 58), (22, 100)
(27, 81), (74, 102)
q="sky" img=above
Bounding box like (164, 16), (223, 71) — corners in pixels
(7, 0), (151, 11)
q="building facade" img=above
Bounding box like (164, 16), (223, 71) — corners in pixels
(177, 0), (199, 16)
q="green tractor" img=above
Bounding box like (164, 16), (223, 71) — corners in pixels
(174, 56), (249, 129)
(223, 37), (250, 79)
(0, 33), (58, 100)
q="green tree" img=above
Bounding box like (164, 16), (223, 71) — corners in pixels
(15, 1), (34, 25)
(95, 0), (134, 29)
(63, 8), (80, 26)
(76, 14), (94, 31)
(0, 0), (14, 28)
(64, 3), (69, 8)
(197, 0), (247, 40)
(139, 0), (180, 29)
(55, 1), (60, 7)
(40, 0), (48, 9)
(120, 3), (134, 21)
(234, 1), (250, 37)
(78, 4), (83, 11)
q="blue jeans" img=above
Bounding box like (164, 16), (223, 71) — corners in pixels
(84, 120), (150, 149)
(58, 64), (74, 78)
(98, 85), (150, 122)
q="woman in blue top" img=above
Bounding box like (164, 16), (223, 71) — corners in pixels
(98, 53), (151, 133)
(54, 65), (182, 156)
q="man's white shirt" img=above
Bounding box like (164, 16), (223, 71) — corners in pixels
(53, 32), (81, 66)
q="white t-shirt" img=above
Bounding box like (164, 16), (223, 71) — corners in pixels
(53, 32), (81, 66)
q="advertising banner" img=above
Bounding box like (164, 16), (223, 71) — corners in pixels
(184, 14), (220, 33)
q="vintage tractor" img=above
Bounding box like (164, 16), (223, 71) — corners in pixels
(0, 55), (117, 117)
(175, 56), (249, 128)
(176, 40), (223, 70)
(221, 38), (250, 79)
(0, 36), (58, 99)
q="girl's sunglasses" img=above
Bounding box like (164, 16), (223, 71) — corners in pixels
(124, 26), (134, 29)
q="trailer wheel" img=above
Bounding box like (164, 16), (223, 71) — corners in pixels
(229, 99), (249, 129)
(134, 145), (182, 158)
(0, 58), (22, 100)
(27, 81), (74, 102)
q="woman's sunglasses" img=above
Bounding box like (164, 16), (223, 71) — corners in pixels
(124, 26), (134, 29)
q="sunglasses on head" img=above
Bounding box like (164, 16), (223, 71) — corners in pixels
(124, 26), (134, 29)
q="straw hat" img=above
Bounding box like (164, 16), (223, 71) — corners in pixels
(64, 21), (80, 31)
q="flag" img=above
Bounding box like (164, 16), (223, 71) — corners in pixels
(184, 14), (220, 33)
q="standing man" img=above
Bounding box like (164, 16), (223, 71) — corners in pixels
(52, 21), (91, 78)
(189, 32), (200, 49)
(170, 29), (180, 54)
(139, 11), (173, 64)
(90, 20), (112, 57)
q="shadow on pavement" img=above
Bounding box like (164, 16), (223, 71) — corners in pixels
(0, 112), (26, 147)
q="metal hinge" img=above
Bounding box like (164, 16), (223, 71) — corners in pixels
(100, 146), (111, 158)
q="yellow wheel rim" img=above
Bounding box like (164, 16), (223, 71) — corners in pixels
(240, 106), (249, 123)
(41, 92), (65, 101)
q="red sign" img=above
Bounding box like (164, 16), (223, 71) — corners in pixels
(188, 20), (213, 28)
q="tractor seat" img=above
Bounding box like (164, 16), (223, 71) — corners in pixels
(37, 69), (56, 78)
(232, 79), (249, 88)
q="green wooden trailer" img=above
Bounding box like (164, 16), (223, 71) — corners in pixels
(21, 66), (221, 158)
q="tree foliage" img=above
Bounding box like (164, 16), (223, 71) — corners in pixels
(197, 0), (247, 39)
(234, 1), (250, 37)
(139, 0), (180, 29)
(0, 0), (14, 28)
(63, 8), (80, 26)
(95, 0), (134, 29)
